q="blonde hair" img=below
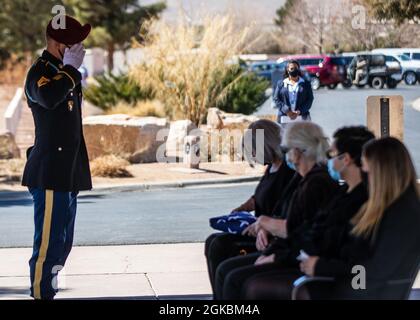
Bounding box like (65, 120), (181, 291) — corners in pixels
(352, 137), (419, 238)
(282, 121), (329, 163)
(243, 119), (283, 165)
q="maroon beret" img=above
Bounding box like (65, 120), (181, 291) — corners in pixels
(46, 15), (91, 46)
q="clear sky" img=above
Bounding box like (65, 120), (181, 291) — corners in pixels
(141, 0), (286, 26)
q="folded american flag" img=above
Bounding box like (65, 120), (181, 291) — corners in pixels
(209, 211), (257, 234)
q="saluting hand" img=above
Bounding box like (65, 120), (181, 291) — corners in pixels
(63, 43), (86, 69)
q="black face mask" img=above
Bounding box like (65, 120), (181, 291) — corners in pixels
(58, 47), (65, 61)
(288, 69), (299, 77)
(58, 45), (71, 61)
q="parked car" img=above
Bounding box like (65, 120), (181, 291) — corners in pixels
(277, 55), (326, 89)
(270, 61), (288, 89)
(384, 55), (404, 83)
(317, 55), (355, 90)
(248, 61), (283, 81)
(401, 48), (420, 61)
(347, 54), (402, 89)
(372, 49), (420, 85)
(372, 48), (420, 61)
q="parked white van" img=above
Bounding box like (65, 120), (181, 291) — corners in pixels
(372, 48), (420, 85)
(399, 48), (420, 61)
(372, 48), (420, 60)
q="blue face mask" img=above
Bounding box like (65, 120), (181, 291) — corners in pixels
(328, 158), (341, 181)
(286, 153), (296, 171)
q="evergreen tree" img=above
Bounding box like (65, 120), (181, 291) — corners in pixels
(64, 0), (166, 70)
(0, 0), (63, 57)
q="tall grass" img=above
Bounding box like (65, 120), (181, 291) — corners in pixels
(130, 14), (256, 126)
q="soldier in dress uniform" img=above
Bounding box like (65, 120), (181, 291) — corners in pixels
(22, 15), (92, 300)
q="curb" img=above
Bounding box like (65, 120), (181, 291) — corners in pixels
(87, 176), (261, 194)
(0, 176), (261, 195)
(412, 98), (420, 112)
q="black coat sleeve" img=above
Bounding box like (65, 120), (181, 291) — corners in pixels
(298, 82), (314, 114)
(316, 188), (420, 279)
(273, 81), (290, 114)
(26, 63), (82, 110)
(362, 195), (420, 282)
(287, 177), (337, 237)
(314, 234), (371, 277)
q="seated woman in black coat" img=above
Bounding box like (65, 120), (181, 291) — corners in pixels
(214, 121), (339, 300)
(246, 137), (420, 300)
(204, 119), (295, 295)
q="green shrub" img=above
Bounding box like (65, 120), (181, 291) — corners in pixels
(215, 65), (269, 115)
(83, 72), (154, 111)
(84, 66), (268, 118)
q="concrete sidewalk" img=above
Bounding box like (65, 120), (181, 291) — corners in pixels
(1, 242), (419, 300)
(0, 243), (212, 300)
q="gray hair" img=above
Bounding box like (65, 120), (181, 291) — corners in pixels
(282, 121), (329, 163)
(243, 119), (283, 165)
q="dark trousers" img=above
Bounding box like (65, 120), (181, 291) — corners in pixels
(205, 233), (257, 295)
(28, 188), (78, 299)
(215, 252), (303, 300)
(241, 269), (305, 300)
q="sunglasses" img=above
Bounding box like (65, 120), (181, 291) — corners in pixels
(326, 150), (345, 160)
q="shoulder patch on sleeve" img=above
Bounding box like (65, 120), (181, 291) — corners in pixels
(37, 76), (50, 88)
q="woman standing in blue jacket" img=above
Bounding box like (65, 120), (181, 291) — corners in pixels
(273, 60), (314, 124)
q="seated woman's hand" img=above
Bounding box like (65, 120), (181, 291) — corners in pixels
(258, 216), (287, 238)
(254, 254), (275, 266)
(242, 222), (260, 237)
(299, 256), (319, 277)
(256, 215), (271, 228)
(255, 229), (270, 251)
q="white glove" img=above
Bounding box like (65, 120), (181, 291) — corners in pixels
(63, 43), (85, 69)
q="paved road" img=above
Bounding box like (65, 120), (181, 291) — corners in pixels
(257, 84), (420, 171)
(1, 85), (419, 248)
(0, 183), (257, 248)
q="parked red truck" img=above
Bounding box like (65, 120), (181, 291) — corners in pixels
(277, 54), (354, 90)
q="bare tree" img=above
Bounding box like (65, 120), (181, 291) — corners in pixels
(274, 0), (420, 54)
(274, 0), (339, 54)
(334, 0), (420, 51)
